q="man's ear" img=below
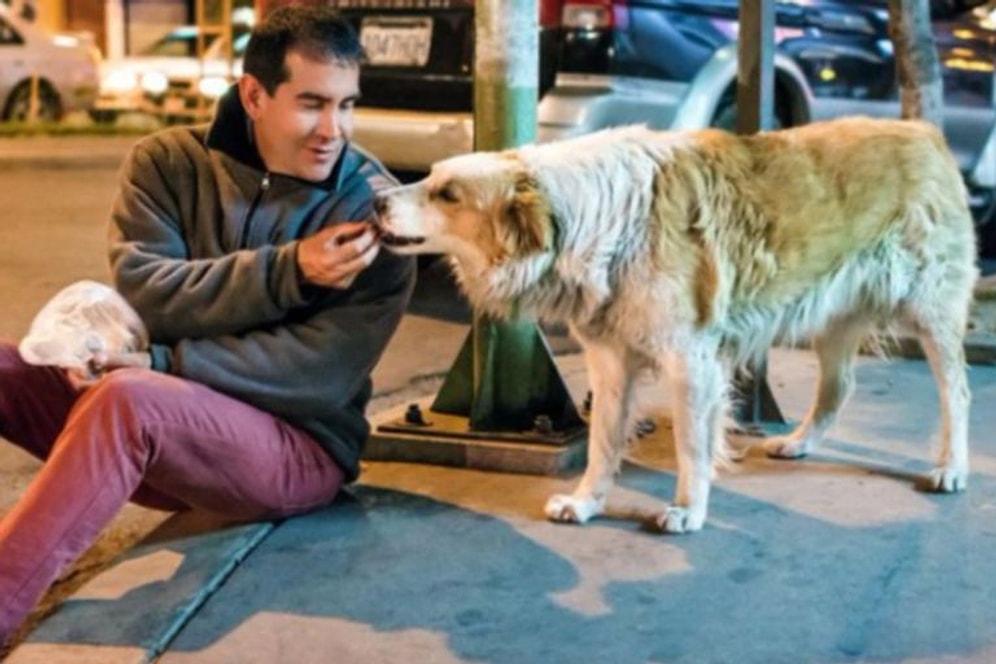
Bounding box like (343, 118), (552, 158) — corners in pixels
(238, 74), (266, 119)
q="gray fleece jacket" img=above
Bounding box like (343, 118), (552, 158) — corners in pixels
(107, 88), (416, 481)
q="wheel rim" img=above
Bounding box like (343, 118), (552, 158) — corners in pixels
(5, 82), (61, 122)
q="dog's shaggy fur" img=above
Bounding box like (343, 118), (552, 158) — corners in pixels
(374, 117), (977, 533)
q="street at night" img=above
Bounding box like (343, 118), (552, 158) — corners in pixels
(4, 135), (996, 662)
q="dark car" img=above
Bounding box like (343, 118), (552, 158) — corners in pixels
(333, 0), (995, 245)
(541, 0), (995, 234)
(329, 0), (564, 174)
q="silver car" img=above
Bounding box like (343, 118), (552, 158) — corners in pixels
(92, 24), (249, 124)
(0, 4), (100, 122)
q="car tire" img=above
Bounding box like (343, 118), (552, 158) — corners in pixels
(710, 90), (789, 132)
(88, 109), (120, 124)
(2, 79), (62, 122)
(974, 191), (996, 258)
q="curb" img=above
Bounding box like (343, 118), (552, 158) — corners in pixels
(0, 136), (136, 171)
(7, 518), (276, 664)
(884, 332), (996, 366)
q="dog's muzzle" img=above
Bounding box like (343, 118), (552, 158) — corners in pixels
(371, 194), (427, 247)
(379, 232), (426, 248)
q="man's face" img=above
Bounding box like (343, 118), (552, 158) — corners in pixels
(240, 49), (360, 182)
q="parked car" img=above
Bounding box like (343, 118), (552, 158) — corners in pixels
(332, 0), (996, 249)
(92, 23), (250, 124)
(0, 3), (100, 122)
(542, 0), (996, 230)
(331, 0), (565, 174)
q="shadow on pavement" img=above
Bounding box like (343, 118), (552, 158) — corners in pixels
(14, 353), (996, 663)
(23, 468), (996, 664)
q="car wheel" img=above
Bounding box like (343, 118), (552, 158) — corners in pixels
(710, 93), (787, 131)
(974, 190), (996, 258)
(3, 79), (63, 122)
(88, 109), (120, 124)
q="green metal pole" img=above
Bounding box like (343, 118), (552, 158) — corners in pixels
(473, 0), (538, 151)
(431, 0), (583, 436)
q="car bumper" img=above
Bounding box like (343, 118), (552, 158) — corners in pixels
(63, 85), (98, 114)
(354, 75), (690, 162)
(352, 108), (474, 173)
(537, 74), (691, 144)
(93, 90), (146, 114)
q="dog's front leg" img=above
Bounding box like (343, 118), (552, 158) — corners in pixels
(545, 342), (635, 525)
(657, 342), (727, 534)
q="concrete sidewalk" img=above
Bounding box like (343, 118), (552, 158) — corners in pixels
(9, 347), (996, 664)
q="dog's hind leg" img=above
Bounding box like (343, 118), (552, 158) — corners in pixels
(764, 316), (871, 459)
(656, 340), (727, 534)
(545, 342), (636, 525)
(915, 317), (971, 492)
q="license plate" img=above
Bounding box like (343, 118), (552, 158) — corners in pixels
(360, 16), (433, 67)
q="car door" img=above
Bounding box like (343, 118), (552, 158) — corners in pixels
(0, 12), (25, 114)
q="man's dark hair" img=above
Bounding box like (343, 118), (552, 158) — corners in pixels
(243, 5), (365, 95)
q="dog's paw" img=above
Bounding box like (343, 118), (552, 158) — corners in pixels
(544, 493), (604, 524)
(653, 506), (705, 534)
(762, 435), (810, 459)
(924, 465), (968, 493)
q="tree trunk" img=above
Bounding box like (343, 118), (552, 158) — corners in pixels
(887, 0), (945, 127)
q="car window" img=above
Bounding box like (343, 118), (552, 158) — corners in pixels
(142, 28), (218, 57)
(0, 16), (23, 45)
(233, 30), (249, 56)
(142, 24), (249, 59)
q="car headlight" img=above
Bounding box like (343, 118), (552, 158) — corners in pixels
(101, 70), (138, 94)
(198, 75), (230, 99)
(53, 35), (80, 48)
(141, 71), (169, 96)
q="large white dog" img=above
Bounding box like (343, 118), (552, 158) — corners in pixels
(373, 117), (977, 534)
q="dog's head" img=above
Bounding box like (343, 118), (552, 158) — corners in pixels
(373, 151), (553, 269)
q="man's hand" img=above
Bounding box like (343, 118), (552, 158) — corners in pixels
(65, 350), (153, 390)
(297, 222), (381, 289)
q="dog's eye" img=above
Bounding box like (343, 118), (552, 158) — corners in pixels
(435, 185), (460, 204)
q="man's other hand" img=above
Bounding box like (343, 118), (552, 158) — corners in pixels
(297, 222), (380, 289)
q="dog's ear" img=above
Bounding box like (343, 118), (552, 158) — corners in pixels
(501, 172), (550, 255)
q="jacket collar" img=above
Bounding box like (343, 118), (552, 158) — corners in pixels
(205, 86), (351, 192)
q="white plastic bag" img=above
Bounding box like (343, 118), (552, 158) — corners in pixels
(18, 280), (149, 372)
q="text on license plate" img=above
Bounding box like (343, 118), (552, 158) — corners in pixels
(360, 16), (433, 67)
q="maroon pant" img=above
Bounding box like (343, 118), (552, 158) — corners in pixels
(0, 342), (345, 640)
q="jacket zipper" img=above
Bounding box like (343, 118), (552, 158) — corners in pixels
(239, 172), (271, 247)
